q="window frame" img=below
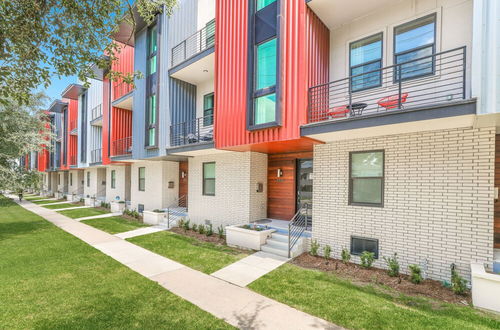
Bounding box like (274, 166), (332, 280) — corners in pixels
(145, 20), (159, 148)
(348, 32), (384, 92)
(256, 0), (276, 11)
(203, 93), (214, 126)
(86, 172), (90, 187)
(70, 173), (73, 186)
(111, 170), (116, 189)
(393, 13), (437, 82)
(348, 150), (385, 207)
(202, 162), (215, 196)
(350, 236), (379, 259)
(138, 167), (146, 192)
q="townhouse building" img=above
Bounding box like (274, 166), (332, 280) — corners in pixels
(31, 0), (499, 281)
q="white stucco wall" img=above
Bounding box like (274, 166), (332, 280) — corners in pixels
(130, 160), (179, 211)
(67, 170), (84, 196)
(106, 165), (131, 203)
(83, 167), (107, 199)
(196, 79), (214, 119)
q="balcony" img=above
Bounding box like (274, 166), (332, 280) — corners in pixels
(170, 115), (213, 148)
(112, 81), (134, 110)
(69, 120), (77, 135)
(171, 20), (215, 68)
(90, 104), (103, 126)
(111, 137), (132, 157)
(90, 148), (102, 164)
(307, 47), (469, 126)
(70, 155), (77, 167)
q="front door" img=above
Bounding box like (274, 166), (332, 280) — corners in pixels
(297, 159), (313, 222)
(179, 161), (188, 207)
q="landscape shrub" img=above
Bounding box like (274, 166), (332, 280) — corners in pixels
(383, 253), (400, 277)
(360, 251), (375, 268)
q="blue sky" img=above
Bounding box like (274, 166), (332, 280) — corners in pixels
(41, 75), (78, 106)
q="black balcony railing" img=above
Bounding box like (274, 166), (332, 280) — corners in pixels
(111, 137), (132, 157)
(90, 104), (103, 121)
(171, 19), (215, 67)
(308, 47), (467, 124)
(170, 115), (213, 147)
(90, 148), (102, 164)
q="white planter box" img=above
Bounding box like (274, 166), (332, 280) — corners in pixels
(471, 263), (500, 313)
(110, 202), (126, 213)
(143, 211), (166, 225)
(84, 198), (97, 207)
(55, 192), (65, 200)
(226, 225), (275, 250)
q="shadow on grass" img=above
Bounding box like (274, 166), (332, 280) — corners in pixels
(0, 220), (48, 240)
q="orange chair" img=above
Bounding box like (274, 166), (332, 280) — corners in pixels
(327, 105), (350, 118)
(377, 93), (408, 110)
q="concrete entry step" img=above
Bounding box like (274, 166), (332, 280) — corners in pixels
(261, 233), (304, 258)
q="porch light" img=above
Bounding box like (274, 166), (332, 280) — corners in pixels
(181, 171), (186, 178)
(277, 169), (283, 177)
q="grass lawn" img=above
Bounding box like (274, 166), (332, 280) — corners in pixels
(42, 203), (80, 210)
(58, 208), (110, 219)
(32, 199), (64, 205)
(81, 216), (148, 234)
(24, 196), (43, 201)
(128, 231), (248, 274)
(249, 263), (500, 330)
(0, 196), (233, 329)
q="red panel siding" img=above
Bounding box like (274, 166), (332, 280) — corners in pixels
(102, 77), (111, 164)
(215, 0), (311, 150)
(306, 7), (330, 90)
(111, 42), (135, 101)
(60, 98), (78, 170)
(110, 107), (132, 156)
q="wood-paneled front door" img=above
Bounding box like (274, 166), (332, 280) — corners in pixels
(179, 161), (188, 207)
(267, 152), (313, 220)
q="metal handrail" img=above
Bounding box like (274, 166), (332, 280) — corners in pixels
(90, 148), (102, 163)
(111, 137), (132, 157)
(171, 19), (215, 67)
(113, 81), (133, 100)
(90, 104), (103, 121)
(166, 195), (188, 229)
(288, 204), (311, 258)
(170, 115), (214, 147)
(308, 47), (467, 123)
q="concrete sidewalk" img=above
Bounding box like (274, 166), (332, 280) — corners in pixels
(114, 225), (168, 239)
(14, 198), (339, 330)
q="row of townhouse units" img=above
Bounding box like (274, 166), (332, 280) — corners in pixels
(29, 0), (500, 282)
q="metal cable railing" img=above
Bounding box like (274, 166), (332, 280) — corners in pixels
(165, 194), (188, 229)
(90, 104), (103, 121)
(90, 148), (102, 163)
(288, 204), (311, 258)
(171, 20), (215, 67)
(113, 81), (133, 100)
(308, 47), (467, 123)
(170, 115), (213, 147)
(111, 137), (132, 157)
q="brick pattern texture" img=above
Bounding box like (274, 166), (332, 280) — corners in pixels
(313, 127), (495, 281)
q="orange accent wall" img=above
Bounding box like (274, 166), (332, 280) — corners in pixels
(61, 98), (78, 170)
(111, 42), (135, 101)
(110, 107), (132, 156)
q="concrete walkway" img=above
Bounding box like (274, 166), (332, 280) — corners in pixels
(52, 205), (92, 212)
(115, 225), (168, 239)
(27, 198), (57, 202)
(14, 198), (338, 330)
(39, 200), (76, 206)
(75, 212), (122, 221)
(211, 251), (289, 287)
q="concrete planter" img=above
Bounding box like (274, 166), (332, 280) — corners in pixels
(471, 263), (500, 313)
(226, 225), (275, 250)
(110, 201), (126, 213)
(55, 192), (65, 200)
(143, 211), (166, 225)
(84, 198), (97, 207)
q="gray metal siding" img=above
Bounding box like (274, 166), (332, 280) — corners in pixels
(132, 27), (148, 159)
(170, 78), (197, 125)
(167, 0), (198, 53)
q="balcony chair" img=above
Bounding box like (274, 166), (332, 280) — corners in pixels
(377, 92), (409, 111)
(327, 105), (350, 119)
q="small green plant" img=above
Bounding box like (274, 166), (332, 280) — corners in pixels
(450, 264), (467, 295)
(100, 201), (110, 209)
(360, 251), (375, 268)
(182, 219), (190, 231)
(79, 198), (84, 203)
(310, 239), (320, 256)
(198, 224), (205, 235)
(217, 225), (224, 238)
(323, 245), (331, 260)
(206, 224), (213, 236)
(383, 253), (400, 277)
(178, 218), (185, 228)
(341, 248), (351, 264)
(192, 224), (198, 232)
(409, 264), (423, 284)
(153, 209), (165, 213)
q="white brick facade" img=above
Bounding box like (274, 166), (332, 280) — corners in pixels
(67, 170), (84, 196)
(188, 151), (268, 227)
(83, 167), (106, 199)
(130, 160), (179, 211)
(105, 165), (131, 203)
(313, 127), (495, 281)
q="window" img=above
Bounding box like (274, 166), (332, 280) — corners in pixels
(146, 24), (158, 147)
(351, 236), (379, 259)
(111, 170), (116, 189)
(70, 173), (73, 186)
(203, 93), (214, 126)
(205, 19), (215, 48)
(202, 162), (215, 196)
(138, 167), (145, 191)
(256, 0), (276, 11)
(349, 151), (384, 206)
(349, 33), (383, 91)
(394, 14), (436, 80)
(86, 172), (90, 187)
(253, 38), (277, 125)
(58, 174), (61, 185)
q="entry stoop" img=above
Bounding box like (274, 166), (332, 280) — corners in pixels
(261, 233), (305, 258)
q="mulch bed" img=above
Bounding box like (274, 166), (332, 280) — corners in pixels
(170, 227), (226, 245)
(292, 253), (471, 305)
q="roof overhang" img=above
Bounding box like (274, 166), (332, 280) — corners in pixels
(112, 5), (148, 46)
(61, 84), (85, 100)
(47, 99), (68, 113)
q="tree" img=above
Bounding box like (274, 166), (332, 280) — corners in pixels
(0, 0), (177, 105)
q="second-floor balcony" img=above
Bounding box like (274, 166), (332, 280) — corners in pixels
(170, 115), (214, 148)
(111, 137), (132, 157)
(90, 148), (102, 164)
(90, 104), (103, 126)
(171, 19), (215, 68)
(70, 155), (77, 166)
(307, 47), (467, 125)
